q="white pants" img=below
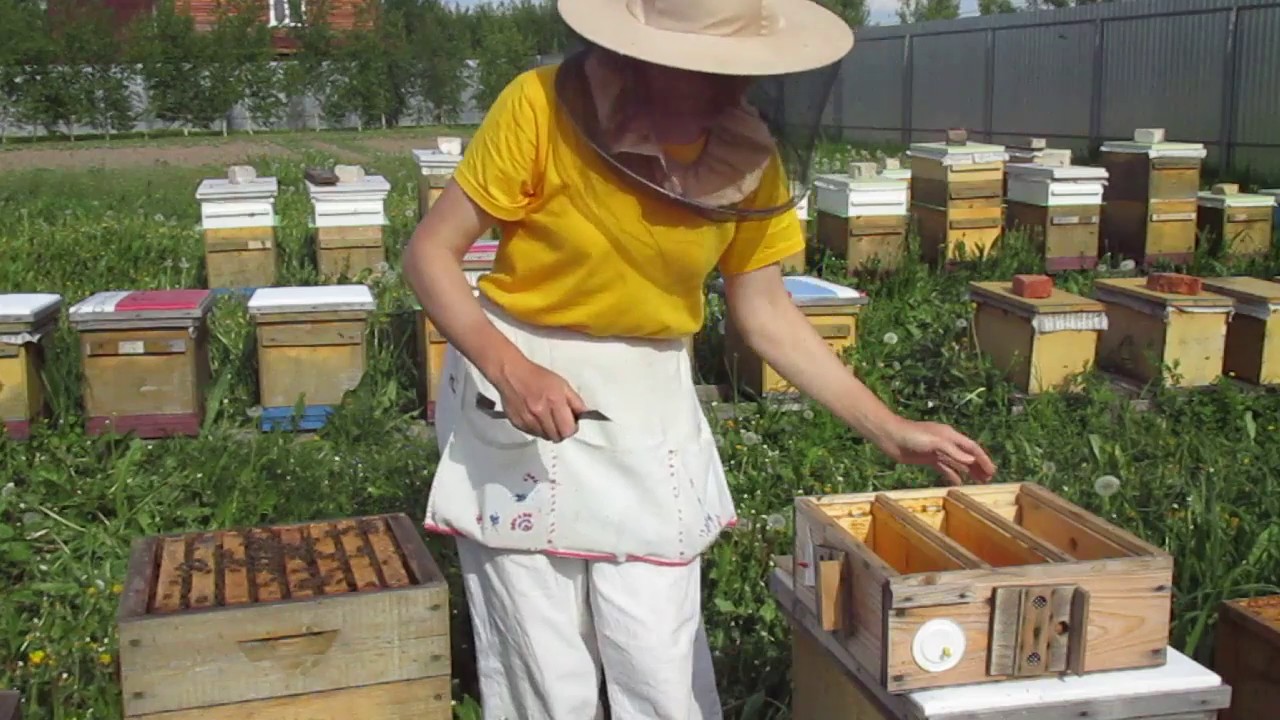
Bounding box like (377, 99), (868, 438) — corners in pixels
(456, 537), (724, 720)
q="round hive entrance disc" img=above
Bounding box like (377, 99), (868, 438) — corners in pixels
(912, 618), (967, 673)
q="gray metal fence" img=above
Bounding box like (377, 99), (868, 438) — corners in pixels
(824, 0), (1280, 175)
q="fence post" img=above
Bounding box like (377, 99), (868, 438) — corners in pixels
(1088, 18), (1105, 152)
(901, 33), (914, 146)
(1218, 3), (1241, 173)
(983, 27), (996, 142)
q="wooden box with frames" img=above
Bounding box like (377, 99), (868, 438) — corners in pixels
(195, 168), (280, 290)
(0, 293), (62, 440)
(1200, 276), (1280, 386)
(791, 482), (1173, 695)
(117, 513), (451, 719)
(907, 138), (1007, 265)
(306, 171), (391, 281)
(814, 172), (911, 273)
(1195, 185), (1275, 259)
(1099, 129), (1206, 266)
(1214, 594), (1280, 720)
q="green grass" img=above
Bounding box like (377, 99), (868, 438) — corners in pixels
(2, 133), (1280, 719)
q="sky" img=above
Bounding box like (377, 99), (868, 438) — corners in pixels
(447, 0), (988, 28)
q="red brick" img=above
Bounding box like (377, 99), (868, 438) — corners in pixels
(1146, 272), (1202, 296)
(1012, 274), (1054, 299)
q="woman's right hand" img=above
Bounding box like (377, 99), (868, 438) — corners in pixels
(493, 355), (590, 442)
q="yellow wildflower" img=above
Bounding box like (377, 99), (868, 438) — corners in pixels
(112, 583), (123, 595)
(28, 650), (46, 666)
(98, 653), (113, 666)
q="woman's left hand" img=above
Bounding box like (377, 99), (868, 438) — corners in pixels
(880, 418), (997, 486)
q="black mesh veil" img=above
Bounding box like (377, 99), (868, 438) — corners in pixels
(554, 33), (841, 223)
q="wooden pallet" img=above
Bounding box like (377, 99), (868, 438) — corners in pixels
(119, 513), (450, 719)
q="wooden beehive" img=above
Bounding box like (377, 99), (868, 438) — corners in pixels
(195, 168), (279, 290)
(307, 170), (391, 281)
(1093, 277), (1231, 388)
(907, 138), (1007, 265)
(247, 285), (375, 431)
(117, 513), (451, 720)
(0, 690), (19, 720)
(1215, 594), (1280, 720)
(814, 173), (911, 272)
(412, 138), (463, 220)
(0, 293), (62, 440)
(1259, 188), (1280, 228)
(68, 290), (214, 439)
(1196, 185), (1275, 258)
(879, 158), (912, 205)
(1200, 276), (1280, 385)
(1005, 163), (1108, 272)
(416, 271), (483, 423)
(970, 279), (1106, 395)
(723, 276), (867, 397)
(1099, 129), (1206, 266)
(791, 483), (1173, 695)
(770, 557), (1231, 720)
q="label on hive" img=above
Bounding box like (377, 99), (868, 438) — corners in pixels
(1150, 211), (1196, 222)
(248, 284), (376, 317)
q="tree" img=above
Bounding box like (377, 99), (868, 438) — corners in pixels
(819, 0), (870, 28)
(897, 0), (960, 23)
(399, 0), (467, 124)
(22, 0), (129, 141)
(129, 0), (209, 135)
(206, 0), (279, 134)
(472, 12), (534, 111)
(979, 0), (1018, 13)
(0, 0), (46, 142)
(285, 0), (337, 130)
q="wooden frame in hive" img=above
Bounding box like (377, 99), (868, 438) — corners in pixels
(1093, 277), (1231, 388)
(791, 483), (1173, 696)
(1201, 277), (1280, 385)
(117, 513), (451, 719)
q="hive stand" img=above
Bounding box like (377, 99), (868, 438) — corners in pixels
(1099, 128), (1206, 267)
(1214, 594), (1280, 720)
(1004, 163), (1108, 272)
(0, 293), (62, 440)
(1196, 183), (1275, 259)
(306, 168), (391, 281)
(116, 513), (451, 719)
(814, 166), (911, 273)
(1094, 275), (1231, 388)
(247, 285), (376, 431)
(195, 166), (280, 293)
(771, 554), (1231, 720)
(791, 483), (1175, 696)
(68, 290), (214, 439)
(1201, 276), (1280, 385)
(721, 276), (867, 398)
(907, 131), (1008, 267)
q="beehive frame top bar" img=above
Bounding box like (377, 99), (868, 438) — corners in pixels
(907, 142), (1008, 165)
(69, 290), (214, 327)
(0, 293), (62, 325)
(1093, 277), (1233, 310)
(1098, 140), (1207, 158)
(195, 176), (279, 201)
(1196, 190), (1277, 208)
(909, 646), (1219, 715)
(1004, 164), (1108, 182)
(783, 276), (868, 308)
(969, 281), (1103, 315)
(247, 284), (376, 315)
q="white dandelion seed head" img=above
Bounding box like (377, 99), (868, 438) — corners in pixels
(21, 512), (41, 526)
(802, 409), (814, 421)
(883, 331), (899, 345)
(742, 430), (761, 446)
(1042, 460), (1057, 475)
(956, 318), (969, 329)
(1094, 474), (1121, 497)
(1, 482), (14, 497)
(403, 208), (414, 217)
(374, 261), (390, 273)
(246, 406), (264, 418)
(766, 514), (787, 530)
(1119, 259), (1137, 271)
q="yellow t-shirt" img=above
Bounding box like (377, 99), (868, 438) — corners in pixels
(454, 64), (804, 339)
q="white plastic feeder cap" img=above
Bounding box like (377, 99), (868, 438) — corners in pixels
(912, 619), (966, 673)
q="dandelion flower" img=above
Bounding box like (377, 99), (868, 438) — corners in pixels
(111, 583), (123, 595)
(374, 261), (391, 273)
(28, 650), (46, 666)
(1094, 474), (1121, 497)
(956, 318), (969, 329)
(98, 653), (113, 666)
(246, 406), (264, 419)
(883, 331), (899, 345)
(403, 208), (414, 217)
(766, 514), (786, 531)
(1, 482), (14, 497)
(1041, 460), (1057, 476)
(21, 511), (41, 526)
(742, 431), (761, 446)
(1119, 259), (1136, 271)
(802, 409), (814, 421)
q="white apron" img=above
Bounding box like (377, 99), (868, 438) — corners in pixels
(423, 298), (737, 565)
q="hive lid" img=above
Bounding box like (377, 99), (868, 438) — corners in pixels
(783, 276), (867, 308)
(412, 148), (462, 173)
(907, 141), (1007, 164)
(195, 176), (279, 202)
(69, 290), (214, 325)
(968, 281), (1103, 314)
(813, 173), (909, 192)
(1196, 190), (1277, 208)
(0, 293), (63, 325)
(248, 284), (376, 315)
(909, 648), (1219, 715)
(1099, 140), (1207, 158)
(305, 175), (392, 197)
(1005, 164), (1108, 182)
(1093, 277), (1232, 309)
(1200, 276), (1280, 305)
(1258, 189), (1280, 201)
(880, 168), (913, 180)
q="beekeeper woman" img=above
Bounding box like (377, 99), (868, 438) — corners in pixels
(403, 0), (996, 717)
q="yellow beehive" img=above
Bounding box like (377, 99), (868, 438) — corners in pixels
(412, 137), (463, 220)
(969, 278), (1106, 394)
(1196, 184), (1275, 258)
(247, 285), (375, 431)
(117, 513), (451, 719)
(195, 167), (279, 290)
(723, 276), (867, 396)
(907, 133), (1007, 265)
(307, 167), (391, 281)
(1094, 276), (1231, 387)
(814, 168), (911, 272)
(1004, 162), (1108, 272)
(0, 293), (62, 440)
(1201, 276), (1280, 385)
(1099, 128), (1206, 266)
(68, 290), (214, 438)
